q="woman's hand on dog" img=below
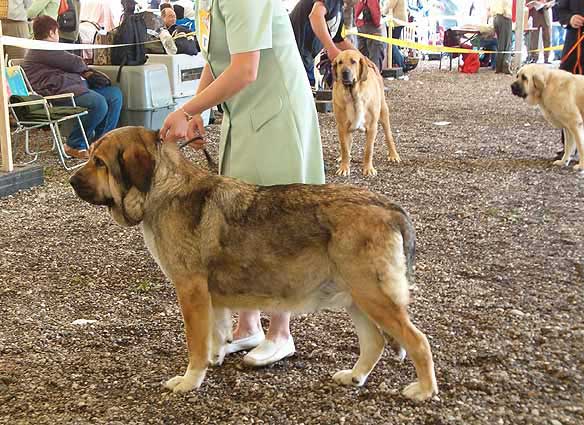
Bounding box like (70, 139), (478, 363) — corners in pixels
(161, 111), (207, 149)
(161, 109), (190, 143)
(186, 114), (207, 150)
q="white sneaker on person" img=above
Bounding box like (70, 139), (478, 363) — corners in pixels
(243, 335), (295, 367)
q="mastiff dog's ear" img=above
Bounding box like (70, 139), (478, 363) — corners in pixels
(359, 56), (369, 82)
(532, 72), (546, 92)
(119, 141), (155, 193)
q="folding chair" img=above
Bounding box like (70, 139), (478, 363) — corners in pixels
(439, 29), (462, 71)
(5, 65), (90, 170)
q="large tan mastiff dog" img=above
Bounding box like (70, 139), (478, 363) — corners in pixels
(511, 64), (584, 171)
(332, 50), (401, 177)
(69, 127), (437, 401)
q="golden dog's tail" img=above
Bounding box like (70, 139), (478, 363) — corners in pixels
(393, 206), (416, 286)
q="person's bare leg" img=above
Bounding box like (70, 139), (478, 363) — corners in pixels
(233, 310), (262, 339)
(244, 312), (295, 367)
(265, 312), (291, 342)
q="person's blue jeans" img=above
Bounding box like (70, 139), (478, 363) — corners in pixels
(552, 25), (566, 61)
(68, 85), (123, 150)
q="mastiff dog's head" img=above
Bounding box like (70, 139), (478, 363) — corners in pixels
(511, 64), (549, 105)
(70, 127), (158, 227)
(332, 50), (369, 87)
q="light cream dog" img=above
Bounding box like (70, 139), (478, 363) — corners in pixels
(69, 127), (438, 402)
(332, 50), (400, 177)
(511, 64), (584, 171)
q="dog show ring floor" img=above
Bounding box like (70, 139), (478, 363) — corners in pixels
(1, 61), (583, 424)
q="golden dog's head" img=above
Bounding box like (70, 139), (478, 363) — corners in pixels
(69, 126), (158, 227)
(332, 50), (369, 87)
(511, 64), (548, 102)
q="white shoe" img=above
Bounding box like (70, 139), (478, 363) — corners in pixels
(243, 336), (295, 367)
(225, 330), (265, 355)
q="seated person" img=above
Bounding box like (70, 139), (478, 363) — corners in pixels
(160, 6), (199, 55)
(173, 4), (195, 32)
(161, 5), (177, 31)
(23, 16), (123, 159)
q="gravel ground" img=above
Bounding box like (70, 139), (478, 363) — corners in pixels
(1, 60), (583, 425)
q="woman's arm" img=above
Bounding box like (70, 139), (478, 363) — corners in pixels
(32, 50), (89, 73)
(160, 51), (259, 142)
(179, 51), (259, 116)
(195, 63), (214, 96)
(27, 0), (52, 19)
(310, 1), (342, 59)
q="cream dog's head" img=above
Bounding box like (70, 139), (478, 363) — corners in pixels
(69, 127), (158, 227)
(332, 50), (369, 87)
(511, 64), (549, 105)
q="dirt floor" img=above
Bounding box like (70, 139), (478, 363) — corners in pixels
(1, 60), (583, 425)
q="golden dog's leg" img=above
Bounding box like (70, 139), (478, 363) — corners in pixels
(333, 304), (385, 387)
(572, 124), (584, 171)
(209, 306), (232, 367)
(337, 125), (353, 176)
(362, 122), (378, 177)
(380, 101), (401, 163)
(165, 276), (211, 393)
(353, 294), (437, 402)
(554, 127), (577, 167)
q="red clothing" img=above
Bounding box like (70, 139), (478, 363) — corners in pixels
(355, 0), (382, 28)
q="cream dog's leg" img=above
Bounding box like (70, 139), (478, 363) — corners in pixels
(554, 127), (577, 167)
(337, 124), (354, 176)
(362, 120), (378, 177)
(380, 100), (400, 163)
(572, 124), (584, 171)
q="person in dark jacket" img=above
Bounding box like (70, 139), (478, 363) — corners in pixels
(289, 0), (355, 86)
(23, 16), (123, 159)
(554, 0), (583, 161)
(558, 0), (584, 72)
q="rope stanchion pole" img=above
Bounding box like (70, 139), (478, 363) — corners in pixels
(0, 20), (14, 173)
(387, 17), (393, 71)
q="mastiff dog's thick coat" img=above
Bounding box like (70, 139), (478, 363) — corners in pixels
(511, 64), (584, 170)
(70, 127), (438, 401)
(332, 50), (400, 177)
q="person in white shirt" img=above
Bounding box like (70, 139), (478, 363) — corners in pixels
(1, 0), (33, 60)
(79, 0), (123, 32)
(489, 0), (513, 74)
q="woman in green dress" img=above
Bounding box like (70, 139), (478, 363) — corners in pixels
(27, 0), (60, 20)
(161, 0), (325, 367)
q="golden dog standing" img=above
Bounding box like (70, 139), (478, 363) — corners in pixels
(160, 0), (325, 367)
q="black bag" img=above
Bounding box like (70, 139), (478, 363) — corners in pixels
(172, 25), (199, 56)
(58, 0), (77, 32)
(82, 69), (112, 89)
(362, 0), (373, 24)
(111, 13), (148, 67)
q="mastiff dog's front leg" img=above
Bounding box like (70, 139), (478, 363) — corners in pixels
(210, 306), (232, 367)
(165, 275), (211, 393)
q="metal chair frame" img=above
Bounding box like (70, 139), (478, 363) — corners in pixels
(5, 65), (90, 170)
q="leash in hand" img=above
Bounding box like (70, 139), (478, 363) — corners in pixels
(178, 136), (216, 171)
